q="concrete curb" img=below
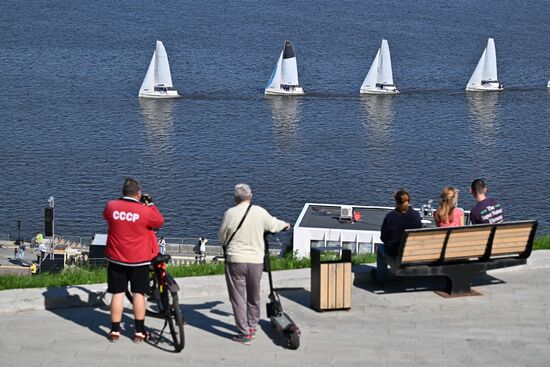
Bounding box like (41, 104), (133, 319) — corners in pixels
(0, 268), (312, 314)
(1, 251), (549, 314)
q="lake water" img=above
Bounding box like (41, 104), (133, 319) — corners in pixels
(1, 0), (549, 241)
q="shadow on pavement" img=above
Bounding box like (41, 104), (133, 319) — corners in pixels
(8, 258), (31, 267)
(142, 300), (237, 353)
(259, 288), (308, 349)
(42, 286), (121, 339)
(276, 287), (310, 309)
(259, 319), (288, 349)
(354, 267), (504, 295)
(181, 300), (236, 338)
(145, 322), (182, 353)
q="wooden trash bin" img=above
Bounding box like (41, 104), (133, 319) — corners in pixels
(311, 247), (352, 311)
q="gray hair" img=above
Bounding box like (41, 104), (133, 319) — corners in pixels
(234, 183), (253, 203)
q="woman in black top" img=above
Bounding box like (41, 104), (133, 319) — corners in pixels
(375, 189), (422, 284)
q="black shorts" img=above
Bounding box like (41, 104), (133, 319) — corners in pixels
(107, 262), (149, 294)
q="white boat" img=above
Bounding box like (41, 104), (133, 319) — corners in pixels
(547, 80), (550, 88)
(265, 41), (305, 96)
(466, 38), (503, 92)
(360, 39), (399, 95)
(139, 40), (180, 99)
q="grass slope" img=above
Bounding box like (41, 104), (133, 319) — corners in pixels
(2, 235), (549, 291)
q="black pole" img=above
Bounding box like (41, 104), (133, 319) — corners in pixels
(17, 220), (21, 241)
(264, 233), (275, 292)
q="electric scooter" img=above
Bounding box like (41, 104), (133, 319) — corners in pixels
(264, 232), (301, 350)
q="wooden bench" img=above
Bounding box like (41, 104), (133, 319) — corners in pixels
(380, 220), (538, 296)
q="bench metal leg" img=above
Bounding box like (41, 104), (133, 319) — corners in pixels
(441, 264), (485, 296)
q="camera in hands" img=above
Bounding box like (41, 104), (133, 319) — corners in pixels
(140, 193), (154, 205)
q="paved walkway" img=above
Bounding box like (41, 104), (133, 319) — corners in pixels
(1, 252), (550, 366)
(0, 243), (37, 275)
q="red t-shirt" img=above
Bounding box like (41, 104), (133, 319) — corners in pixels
(103, 197), (164, 265)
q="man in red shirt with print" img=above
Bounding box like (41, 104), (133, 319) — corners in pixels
(103, 178), (164, 342)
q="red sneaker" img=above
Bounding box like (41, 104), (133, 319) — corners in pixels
(232, 333), (252, 345)
(107, 331), (120, 342)
(133, 331), (149, 343)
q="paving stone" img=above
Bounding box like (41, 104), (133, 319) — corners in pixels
(1, 251), (550, 366)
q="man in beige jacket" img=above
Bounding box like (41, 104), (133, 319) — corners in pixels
(219, 183), (290, 345)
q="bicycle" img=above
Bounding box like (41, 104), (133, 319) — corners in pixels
(126, 253), (185, 352)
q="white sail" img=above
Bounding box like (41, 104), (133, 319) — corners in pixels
(378, 39), (394, 85)
(360, 39), (398, 94)
(281, 41), (299, 86)
(139, 50), (156, 94)
(281, 58), (299, 85)
(360, 49), (380, 90)
(483, 38), (498, 82)
(467, 48), (486, 88)
(154, 40), (174, 87)
(266, 50), (283, 90)
(265, 40), (304, 95)
(466, 38), (502, 91)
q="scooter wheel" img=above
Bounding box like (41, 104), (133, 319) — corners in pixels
(285, 330), (300, 350)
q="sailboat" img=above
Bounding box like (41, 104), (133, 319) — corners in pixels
(360, 39), (399, 94)
(265, 41), (305, 96)
(466, 38), (503, 92)
(139, 40), (180, 99)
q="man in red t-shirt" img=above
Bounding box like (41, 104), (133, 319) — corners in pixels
(103, 178), (164, 342)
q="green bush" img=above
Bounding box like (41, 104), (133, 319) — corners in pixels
(168, 262), (225, 277)
(0, 266), (107, 291)
(351, 253), (376, 265)
(534, 234), (550, 250)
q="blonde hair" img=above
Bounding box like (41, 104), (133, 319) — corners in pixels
(435, 186), (458, 224)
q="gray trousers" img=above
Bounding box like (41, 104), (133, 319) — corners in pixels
(225, 262), (264, 335)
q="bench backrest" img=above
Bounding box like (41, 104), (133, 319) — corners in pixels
(398, 220), (537, 265)
(491, 222), (535, 256)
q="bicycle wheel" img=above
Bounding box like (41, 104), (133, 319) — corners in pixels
(165, 290), (185, 352)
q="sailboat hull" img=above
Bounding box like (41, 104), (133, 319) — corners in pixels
(139, 90), (181, 99)
(465, 85), (503, 92)
(360, 87), (399, 95)
(265, 86), (305, 96)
